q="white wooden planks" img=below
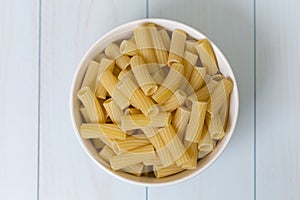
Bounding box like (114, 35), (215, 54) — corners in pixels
(256, 1), (300, 199)
(0, 0), (39, 199)
(40, 1), (146, 199)
(148, 1), (254, 199)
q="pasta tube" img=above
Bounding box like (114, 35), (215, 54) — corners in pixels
(121, 163), (144, 176)
(130, 55), (158, 96)
(154, 164), (185, 178)
(147, 24), (168, 65)
(134, 26), (157, 63)
(105, 43), (130, 70)
(81, 61), (99, 91)
(207, 79), (233, 117)
(158, 125), (190, 166)
(158, 29), (171, 50)
(112, 135), (150, 155)
(118, 77), (159, 116)
(168, 29), (187, 65)
(141, 127), (173, 167)
(77, 87), (106, 123)
(185, 101), (207, 143)
(161, 90), (186, 112)
(120, 112), (170, 131)
(182, 142), (198, 169)
(99, 145), (115, 162)
(152, 63), (184, 104)
(194, 39), (218, 75)
(100, 70), (130, 109)
(109, 144), (156, 170)
(95, 58), (115, 99)
(80, 123), (126, 140)
(206, 114), (225, 140)
(120, 40), (137, 56)
(102, 98), (123, 124)
(198, 124), (214, 153)
(172, 107), (190, 141)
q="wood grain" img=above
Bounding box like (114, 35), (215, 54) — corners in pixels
(40, 0), (146, 199)
(256, 1), (300, 199)
(148, 1), (254, 199)
(0, 0), (39, 199)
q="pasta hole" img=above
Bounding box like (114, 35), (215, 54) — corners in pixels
(146, 85), (158, 96)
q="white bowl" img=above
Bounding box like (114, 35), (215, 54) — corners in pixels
(70, 18), (239, 186)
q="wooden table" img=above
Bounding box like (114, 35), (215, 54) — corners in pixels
(1, 0), (299, 199)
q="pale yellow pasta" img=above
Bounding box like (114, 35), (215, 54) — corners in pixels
(158, 29), (171, 50)
(109, 144), (156, 170)
(130, 55), (158, 95)
(147, 24), (168, 65)
(93, 138), (105, 149)
(134, 26), (157, 63)
(105, 43), (130, 70)
(188, 67), (206, 94)
(194, 39), (219, 75)
(185, 101), (207, 143)
(152, 63), (184, 104)
(117, 68), (135, 81)
(77, 87), (106, 123)
(154, 164), (185, 178)
(81, 61), (99, 91)
(143, 154), (163, 166)
(172, 107), (191, 141)
(151, 70), (165, 85)
(80, 106), (90, 122)
(80, 123), (126, 140)
(103, 98), (122, 124)
(95, 58), (115, 99)
(99, 145), (115, 164)
(206, 114), (225, 140)
(118, 77), (159, 116)
(182, 142), (198, 169)
(93, 53), (108, 62)
(198, 124), (214, 153)
(80, 124), (113, 148)
(207, 79), (233, 117)
(161, 90), (186, 112)
(120, 112), (170, 131)
(120, 40), (137, 56)
(185, 40), (198, 55)
(198, 150), (210, 159)
(112, 135), (150, 155)
(183, 51), (198, 80)
(141, 127), (173, 167)
(100, 70), (130, 109)
(121, 163), (144, 176)
(186, 79), (219, 108)
(168, 29), (187, 65)
(158, 125), (190, 166)
(219, 96), (230, 130)
(145, 63), (160, 74)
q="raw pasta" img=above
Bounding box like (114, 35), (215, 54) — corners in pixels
(76, 24), (234, 178)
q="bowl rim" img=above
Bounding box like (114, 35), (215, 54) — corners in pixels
(70, 18), (239, 187)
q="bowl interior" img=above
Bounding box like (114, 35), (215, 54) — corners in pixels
(71, 19), (239, 186)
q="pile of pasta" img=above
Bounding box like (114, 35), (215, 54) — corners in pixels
(77, 23), (233, 178)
